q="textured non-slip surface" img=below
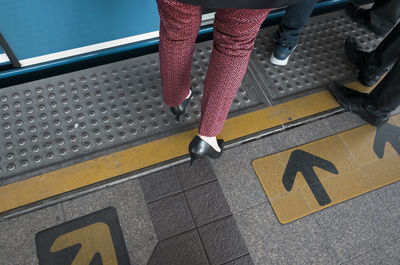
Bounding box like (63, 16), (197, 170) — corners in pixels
(0, 40), (264, 184)
(142, 158), (253, 265)
(251, 11), (382, 102)
(0, 10), (381, 185)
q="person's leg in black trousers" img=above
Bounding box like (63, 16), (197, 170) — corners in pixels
(367, 19), (400, 69)
(367, 62), (400, 114)
(344, 19), (400, 86)
(346, 0), (400, 36)
(328, 22), (400, 126)
(365, 21), (400, 113)
(370, 0), (400, 35)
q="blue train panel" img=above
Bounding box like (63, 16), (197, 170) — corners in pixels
(0, 0), (160, 63)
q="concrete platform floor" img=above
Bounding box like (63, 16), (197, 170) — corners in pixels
(0, 111), (399, 265)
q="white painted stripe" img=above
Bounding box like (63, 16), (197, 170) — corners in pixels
(201, 12), (215, 26)
(1, 13), (215, 67)
(0, 31), (160, 67)
(0, 53), (10, 63)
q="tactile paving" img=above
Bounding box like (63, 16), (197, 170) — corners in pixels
(0, 40), (265, 184)
(251, 11), (382, 103)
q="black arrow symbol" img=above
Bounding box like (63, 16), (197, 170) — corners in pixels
(282, 150), (338, 206)
(373, 122), (400, 159)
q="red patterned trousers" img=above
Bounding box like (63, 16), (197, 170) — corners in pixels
(157, 0), (270, 136)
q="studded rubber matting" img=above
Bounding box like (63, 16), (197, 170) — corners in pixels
(251, 11), (381, 103)
(0, 40), (266, 184)
(0, 10), (381, 184)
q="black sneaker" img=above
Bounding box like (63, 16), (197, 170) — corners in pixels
(328, 81), (389, 127)
(345, 37), (390, 86)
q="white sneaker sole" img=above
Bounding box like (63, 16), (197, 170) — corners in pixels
(269, 45), (297, 66)
(270, 53), (289, 66)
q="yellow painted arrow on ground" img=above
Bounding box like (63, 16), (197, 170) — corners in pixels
(50, 222), (118, 265)
(253, 115), (400, 224)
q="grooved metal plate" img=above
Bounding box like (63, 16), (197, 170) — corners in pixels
(251, 11), (382, 103)
(0, 40), (266, 184)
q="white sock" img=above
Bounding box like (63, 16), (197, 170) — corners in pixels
(198, 134), (221, 152)
(185, 90), (192, 100)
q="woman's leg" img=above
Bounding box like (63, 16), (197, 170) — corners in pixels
(198, 8), (270, 137)
(156, 0), (202, 107)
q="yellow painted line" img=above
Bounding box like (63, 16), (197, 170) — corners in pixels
(252, 115), (400, 224)
(273, 90), (339, 123)
(0, 81), (363, 213)
(0, 129), (196, 213)
(346, 72), (387, 93)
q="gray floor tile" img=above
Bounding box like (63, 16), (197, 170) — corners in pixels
(129, 248), (155, 265)
(62, 179), (156, 265)
(314, 191), (399, 263)
(147, 249), (162, 265)
(147, 193), (195, 241)
(270, 119), (335, 152)
(139, 168), (182, 203)
(212, 119), (335, 215)
(211, 137), (276, 214)
(0, 246), (39, 265)
(175, 158), (217, 190)
(222, 255), (254, 265)
(326, 111), (367, 134)
(376, 181), (400, 217)
(150, 230), (210, 265)
(235, 203), (339, 265)
(0, 204), (64, 265)
(198, 216), (248, 265)
(185, 180), (232, 227)
(343, 237), (400, 265)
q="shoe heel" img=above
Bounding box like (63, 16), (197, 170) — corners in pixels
(170, 90), (192, 122)
(170, 107), (181, 122)
(189, 153), (201, 167)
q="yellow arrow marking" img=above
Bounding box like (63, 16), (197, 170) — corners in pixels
(50, 222), (118, 265)
(253, 115), (400, 224)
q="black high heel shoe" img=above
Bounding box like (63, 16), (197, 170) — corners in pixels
(170, 90), (193, 121)
(189, 135), (224, 166)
